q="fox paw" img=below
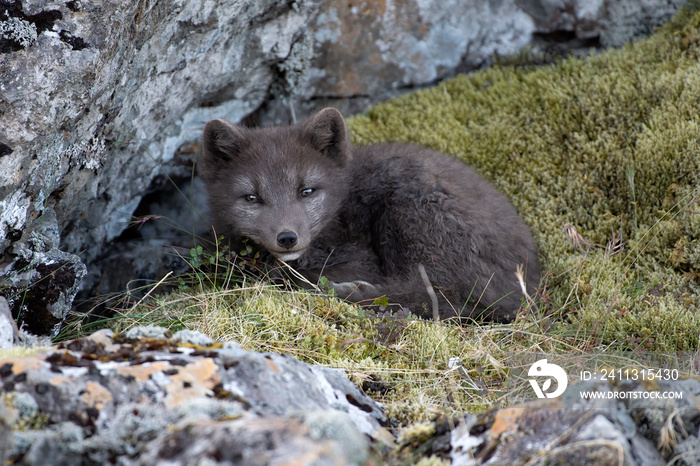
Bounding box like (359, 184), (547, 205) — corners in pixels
(331, 280), (380, 301)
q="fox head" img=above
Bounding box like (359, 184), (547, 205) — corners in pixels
(199, 108), (351, 260)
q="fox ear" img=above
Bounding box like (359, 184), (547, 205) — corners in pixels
(302, 108), (350, 164)
(200, 119), (247, 172)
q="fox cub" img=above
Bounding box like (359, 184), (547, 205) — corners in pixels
(199, 108), (540, 322)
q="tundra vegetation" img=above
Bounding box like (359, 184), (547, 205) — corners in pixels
(65, 4), (700, 428)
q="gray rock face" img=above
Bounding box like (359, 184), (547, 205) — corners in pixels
(1, 0), (323, 261)
(0, 328), (389, 465)
(0, 0), (687, 335)
(260, 0), (536, 124)
(0, 209), (86, 337)
(518, 0), (686, 49)
(443, 374), (700, 465)
(1, 0), (326, 332)
(0, 297), (17, 349)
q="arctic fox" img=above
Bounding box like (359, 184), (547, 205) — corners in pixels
(199, 108), (540, 322)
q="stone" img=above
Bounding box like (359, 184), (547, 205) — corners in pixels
(260, 0), (536, 124)
(0, 328), (389, 464)
(517, 0), (685, 49)
(0, 0), (324, 262)
(0, 395), (17, 464)
(441, 375), (686, 465)
(0, 209), (86, 337)
(0, 297), (18, 349)
(136, 415), (368, 466)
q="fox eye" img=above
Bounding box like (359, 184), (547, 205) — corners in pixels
(244, 194), (258, 202)
(300, 188), (315, 197)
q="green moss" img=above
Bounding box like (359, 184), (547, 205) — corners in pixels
(347, 5), (700, 352)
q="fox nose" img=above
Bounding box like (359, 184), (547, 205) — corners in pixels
(276, 231), (298, 249)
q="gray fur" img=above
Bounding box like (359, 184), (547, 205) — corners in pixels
(199, 108), (540, 322)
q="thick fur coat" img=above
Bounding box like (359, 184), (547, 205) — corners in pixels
(199, 108), (540, 322)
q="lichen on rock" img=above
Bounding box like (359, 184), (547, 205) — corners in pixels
(0, 13), (37, 49)
(0, 328), (388, 464)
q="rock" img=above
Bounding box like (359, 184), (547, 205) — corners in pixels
(438, 374), (699, 465)
(518, 0), (685, 50)
(0, 0), (324, 263)
(0, 209), (86, 337)
(257, 0), (536, 125)
(0, 0), (687, 336)
(137, 415), (369, 466)
(0, 392), (17, 464)
(0, 328), (390, 464)
(1, 0), (324, 334)
(0, 297), (18, 349)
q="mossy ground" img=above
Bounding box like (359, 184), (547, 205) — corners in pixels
(348, 5), (700, 352)
(83, 3), (700, 433)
